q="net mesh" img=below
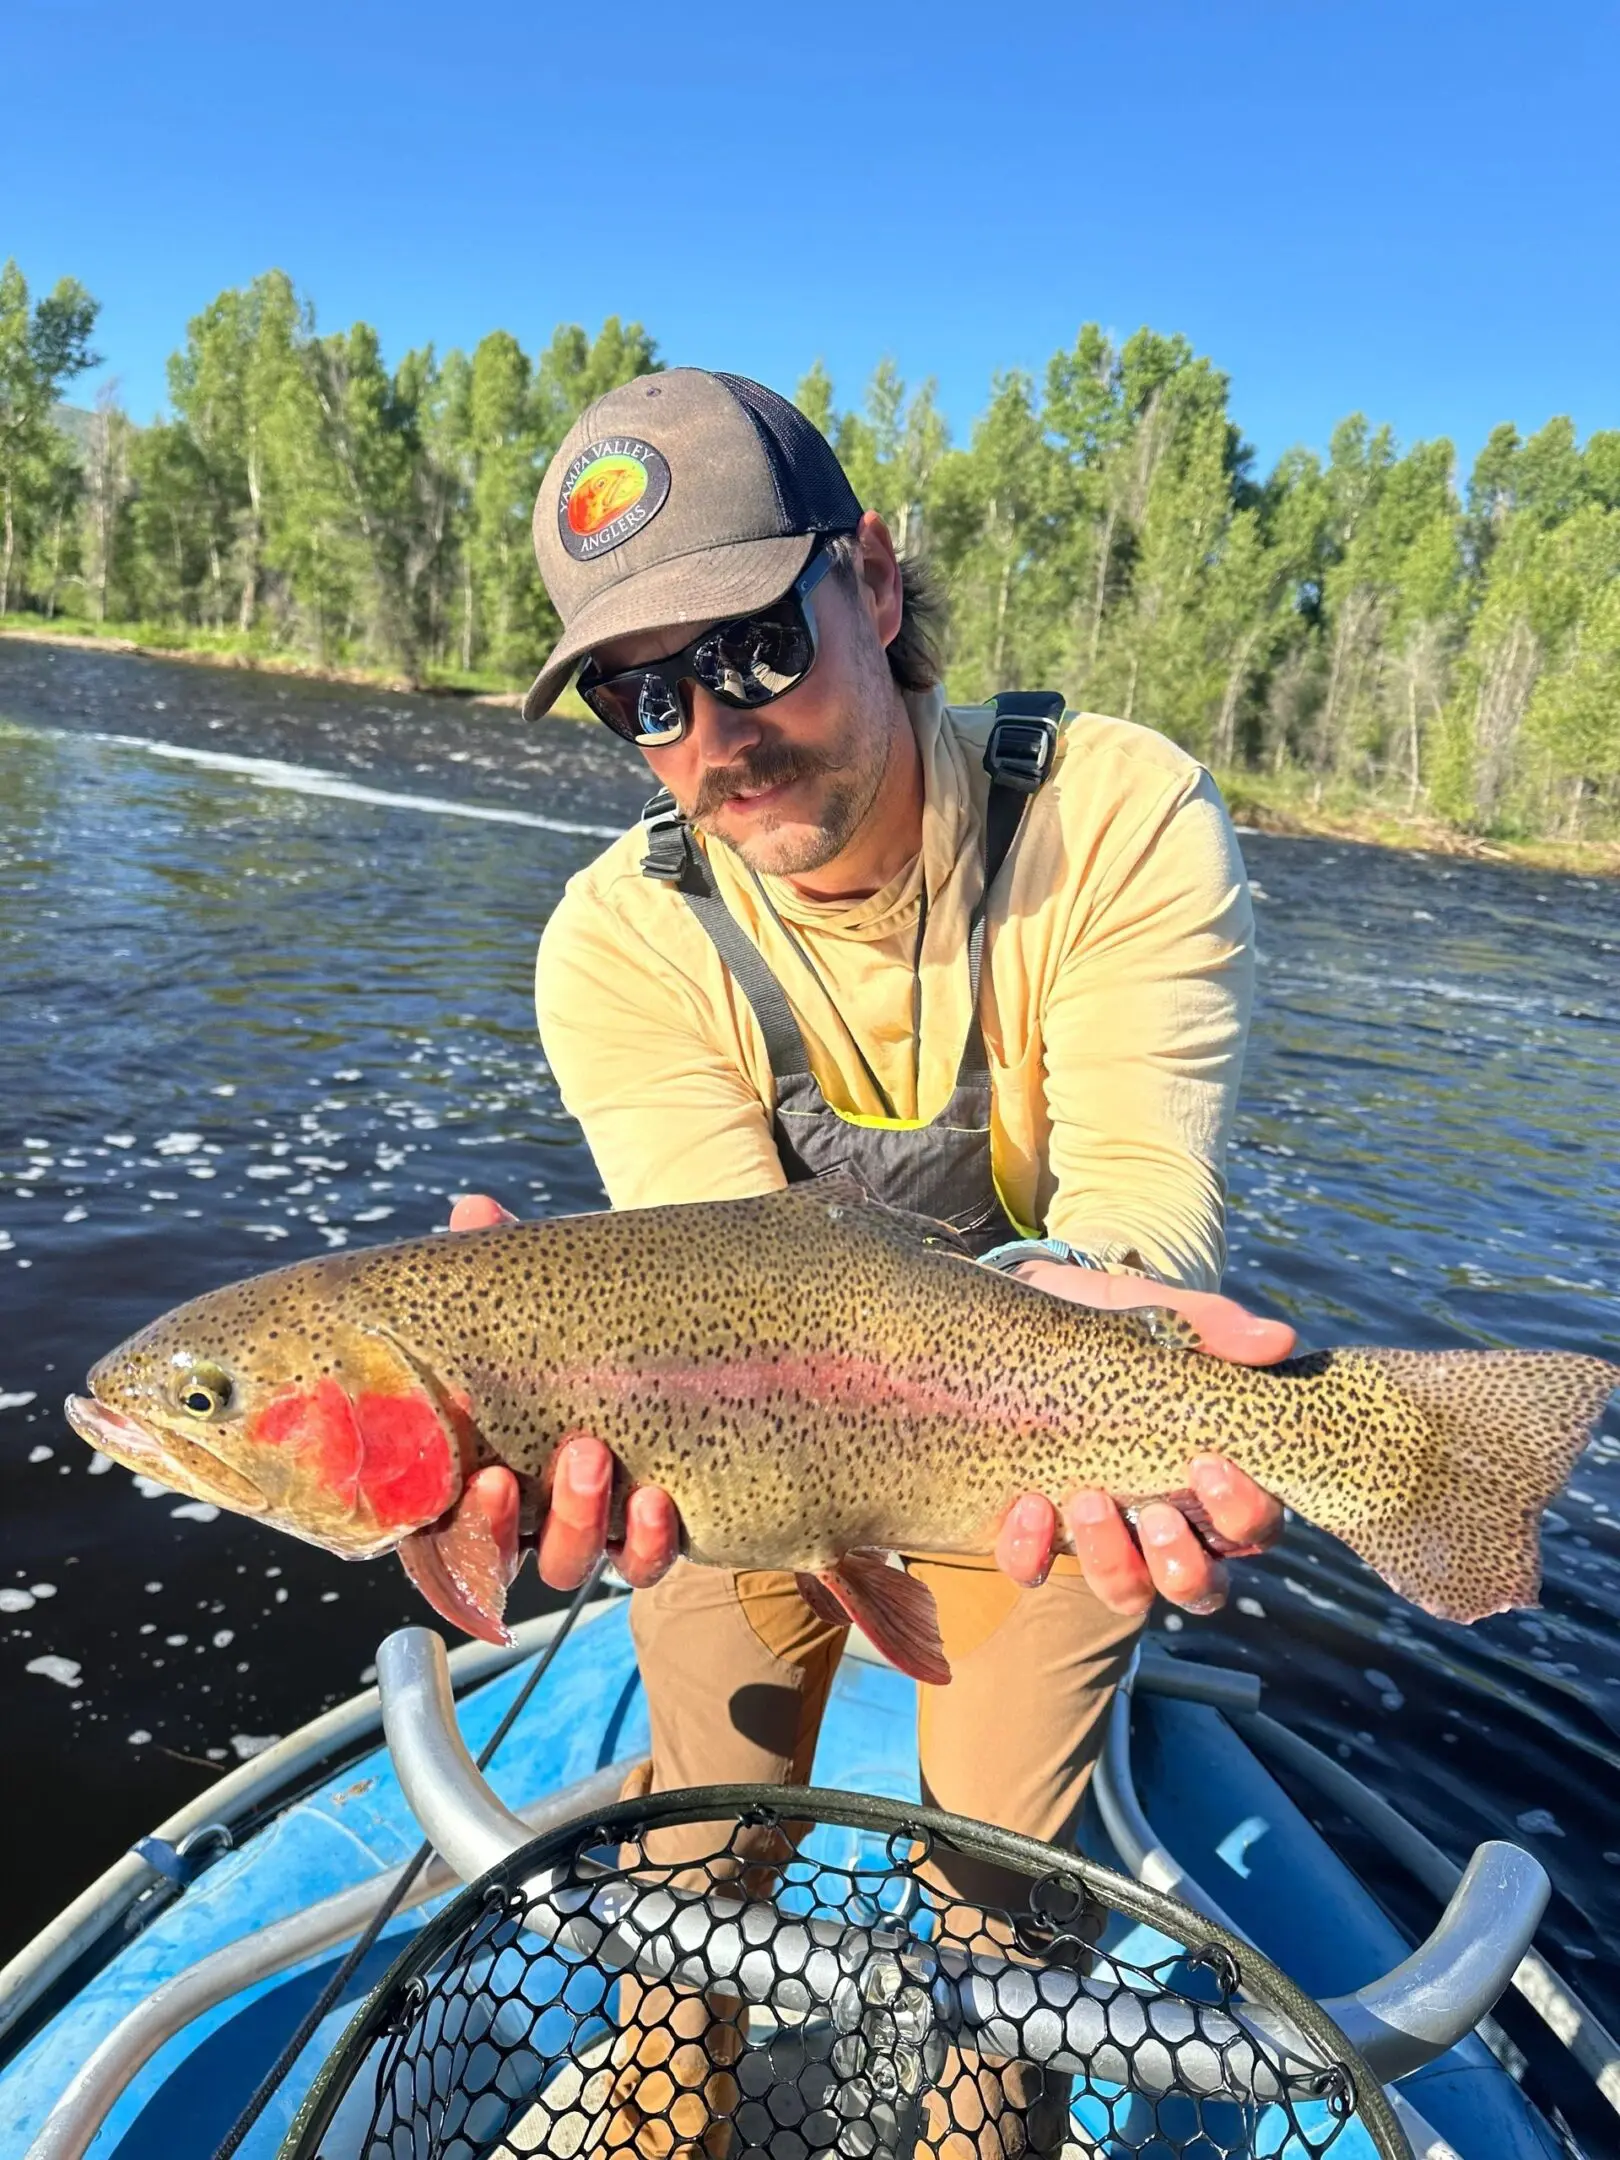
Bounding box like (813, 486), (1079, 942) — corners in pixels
(288, 1788), (1409, 2160)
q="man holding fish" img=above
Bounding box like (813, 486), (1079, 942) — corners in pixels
(69, 368), (1615, 2158)
(476, 367), (1292, 1726)
(475, 367), (1285, 2158)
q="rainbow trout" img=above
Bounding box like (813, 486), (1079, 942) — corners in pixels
(65, 1179), (1617, 1680)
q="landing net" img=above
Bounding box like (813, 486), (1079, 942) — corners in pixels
(284, 1785), (1410, 2160)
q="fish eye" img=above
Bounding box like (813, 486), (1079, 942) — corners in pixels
(175, 1363), (234, 1419)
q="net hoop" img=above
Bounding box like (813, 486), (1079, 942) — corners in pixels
(283, 1783), (1412, 2160)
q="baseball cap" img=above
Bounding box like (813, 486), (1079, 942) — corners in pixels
(522, 368), (864, 722)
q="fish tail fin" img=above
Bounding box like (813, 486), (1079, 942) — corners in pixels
(1331, 1348), (1617, 1623)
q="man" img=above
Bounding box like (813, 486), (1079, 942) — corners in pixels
(456, 367), (1291, 2158)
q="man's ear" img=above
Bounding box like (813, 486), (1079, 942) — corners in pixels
(854, 510), (905, 649)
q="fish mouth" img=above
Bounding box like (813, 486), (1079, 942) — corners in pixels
(65, 1393), (272, 1515)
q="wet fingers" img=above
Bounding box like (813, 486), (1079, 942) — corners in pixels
(1064, 1491), (1157, 1616)
(448, 1193), (516, 1232)
(1137, 1501), (1231, 1611)
(1188, 1455), (1285, 1552)
(994, 1492), (1059, 1587)
(537, 1436), (613, 1590)
(614, 1484), (681, 1588)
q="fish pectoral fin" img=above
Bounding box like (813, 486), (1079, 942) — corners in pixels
(397, 1464), (523, 1647)
(1118, 1305), (1204, 1352)
(806, 1554), (951, 1686)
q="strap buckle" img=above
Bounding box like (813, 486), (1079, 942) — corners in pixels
(984, 691), (1063, 795)
(639, 789), (692, 885)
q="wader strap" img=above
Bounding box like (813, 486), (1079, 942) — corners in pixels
(954, 775), (1033, 1078)
(639, 687), (1062, 1093)
(639, 789), (811, 1079)
(683, 876), (809, 1080)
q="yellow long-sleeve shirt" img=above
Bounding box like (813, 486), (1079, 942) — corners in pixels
(535, 689), (1255, 1289)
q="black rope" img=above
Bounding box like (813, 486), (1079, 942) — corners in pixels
(211, 1557), (610, 2159)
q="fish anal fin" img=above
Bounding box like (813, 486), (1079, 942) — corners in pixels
(397, 1463), (523, 1646)
(1116, 1487), (1255, 1559)
(794, 1570), (853, 1632)
(806, 1554), (951, 1686)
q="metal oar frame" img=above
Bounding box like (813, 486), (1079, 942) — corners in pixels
(284, 1785), (1411, 2160)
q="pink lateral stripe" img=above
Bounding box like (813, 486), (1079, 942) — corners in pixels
(567, 1350), (1043, 1429)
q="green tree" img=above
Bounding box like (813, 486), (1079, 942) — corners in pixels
(794, 360), (837, 442)
(1436, 506), (1620, 827)
(396, 344), (472, 670)
(26, 427), (85, 620)
(533, 316), (661, 456)
(1522, 510), (1620, 831)
(165, 270), (302, 629)
(931, 370), (1066, 695)
(464, 330), (540, 678)
(809, 360), (949, 555)
(80, 382), (135, 621)
(127, 420), (213, 622)
(1042, 324), (1132, 692)
(303, 321), (418, 661)
(0, 259), (99, 614)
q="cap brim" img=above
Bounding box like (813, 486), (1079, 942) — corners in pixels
(521, 533), (818, 722)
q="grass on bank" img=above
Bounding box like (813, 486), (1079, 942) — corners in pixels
(1213, 764), (1620, 878)
(4, 613), (1616, 876)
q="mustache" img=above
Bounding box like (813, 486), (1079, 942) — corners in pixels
(690, 744), (835, 820)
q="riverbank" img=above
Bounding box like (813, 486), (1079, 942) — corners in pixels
(0, 616), (589, 719)
(5, 616), (1616, 875)
(1214, 768), (1620, 879)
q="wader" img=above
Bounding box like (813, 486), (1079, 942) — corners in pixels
(606, 698), (1141, 2160)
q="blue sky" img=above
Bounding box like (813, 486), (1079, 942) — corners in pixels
(7, 0), (1617, 482)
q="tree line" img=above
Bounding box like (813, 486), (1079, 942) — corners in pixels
(3, 258), (1618, 839)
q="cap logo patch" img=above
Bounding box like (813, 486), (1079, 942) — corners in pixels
(557, 436), (671, 561)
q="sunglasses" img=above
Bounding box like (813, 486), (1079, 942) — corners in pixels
(575, 539), (841, 746)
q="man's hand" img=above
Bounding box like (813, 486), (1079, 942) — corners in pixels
(992, 1263), (1292, 1616)
(447, 1194), (682, 1591)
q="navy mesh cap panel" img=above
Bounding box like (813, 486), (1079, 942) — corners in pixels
(715, 372), (864, 532)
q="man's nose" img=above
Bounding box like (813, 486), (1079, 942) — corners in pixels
(685, 684), (765, 763)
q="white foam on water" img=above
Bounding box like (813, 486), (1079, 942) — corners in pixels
(26, 1656), (81, 1688)
(88, 728), (624, 839)
(230, 1732), (280, 1760)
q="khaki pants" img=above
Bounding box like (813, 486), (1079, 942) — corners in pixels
(597, 1556), (1141, 2160)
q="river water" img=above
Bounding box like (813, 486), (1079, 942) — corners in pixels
(1, 643), (1616, 2063)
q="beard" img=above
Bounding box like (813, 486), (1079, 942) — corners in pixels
(687, 697), (894, 877)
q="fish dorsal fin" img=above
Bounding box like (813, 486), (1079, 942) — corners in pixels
(801, 1163), (881, 1209)
(785, 1166), (977, 1260)
(1115, 1305), (1205, 1352)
